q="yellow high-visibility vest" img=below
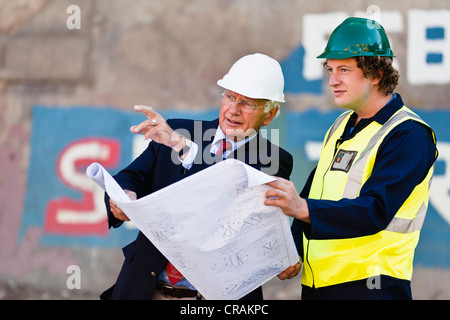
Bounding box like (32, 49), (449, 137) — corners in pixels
(303, 106), (436, 288)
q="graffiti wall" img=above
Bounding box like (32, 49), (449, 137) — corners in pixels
(1, 0), (449, 299)
(23, 105), (450, 264)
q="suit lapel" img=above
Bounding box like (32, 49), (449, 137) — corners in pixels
(188, 120), (271, 174)
(228, 132), (268, 171)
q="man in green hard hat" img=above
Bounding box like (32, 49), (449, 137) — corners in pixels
(265, 17), (438, 299)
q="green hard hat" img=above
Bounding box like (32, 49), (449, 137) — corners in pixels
(317, 17), (395, 59)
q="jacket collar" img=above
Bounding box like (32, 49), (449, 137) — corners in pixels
(345, 93), (404, 139)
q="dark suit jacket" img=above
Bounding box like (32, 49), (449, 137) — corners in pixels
(101, 118), (293, 300)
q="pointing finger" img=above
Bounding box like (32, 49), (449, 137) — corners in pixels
(134, 105), (158, 117)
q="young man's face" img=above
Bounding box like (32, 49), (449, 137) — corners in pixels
(325, 58), (379, 112)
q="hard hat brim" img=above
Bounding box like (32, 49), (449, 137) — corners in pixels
(217, 79), (285, 103)
(316, 50), (396, 59)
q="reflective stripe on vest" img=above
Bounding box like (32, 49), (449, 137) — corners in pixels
(342, 109), (424, 198)
(343, 109), (429, 234)
(302, 106), (435, 288)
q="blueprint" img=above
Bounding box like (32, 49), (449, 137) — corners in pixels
(86, 159), (298, 300)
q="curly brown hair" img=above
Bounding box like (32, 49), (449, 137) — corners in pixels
(356, 56), (399, 96)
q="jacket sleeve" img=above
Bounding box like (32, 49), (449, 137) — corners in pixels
(103, 118), (194, 229)
(276, 148), (294, 180)
(104, 132), (162, 229)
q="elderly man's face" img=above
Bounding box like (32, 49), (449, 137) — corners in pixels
(218, 90), (278, 141)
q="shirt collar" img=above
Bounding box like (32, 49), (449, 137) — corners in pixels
(349, 93), (404, 125)
(345, 93), (404, 139)
(211, 126), (258, 156)
(369, 92), (403, 125)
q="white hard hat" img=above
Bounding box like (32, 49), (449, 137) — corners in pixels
(217, 53), (285, 103)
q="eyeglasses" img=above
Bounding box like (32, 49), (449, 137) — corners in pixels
(220, 91), (266, 113)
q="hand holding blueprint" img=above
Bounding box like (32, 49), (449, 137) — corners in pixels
(87, 159), (298, 300)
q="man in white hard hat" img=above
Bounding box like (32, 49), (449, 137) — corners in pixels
(101, 53), (300, 300)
